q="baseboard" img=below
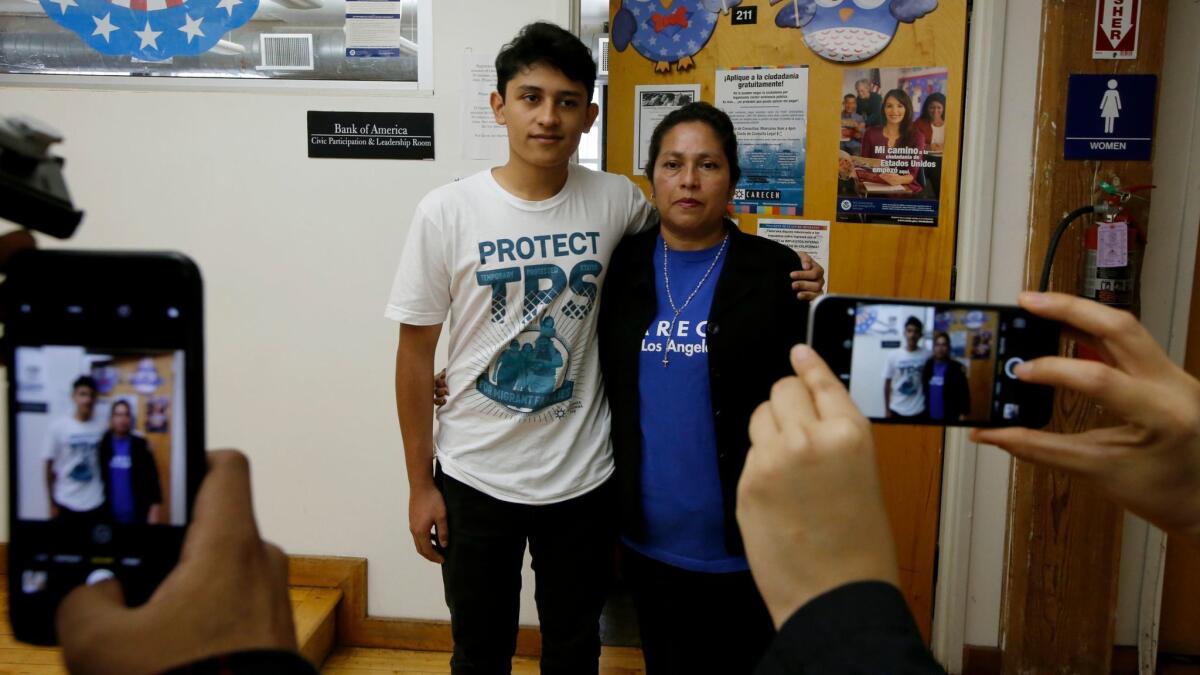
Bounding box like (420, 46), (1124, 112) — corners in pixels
(0, 543), (540, 656)
(962, 644), (1142, 675)
(288, 555), (543, 657)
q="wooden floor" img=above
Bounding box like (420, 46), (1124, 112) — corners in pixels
(322, 646), (646, 674)
(0, 576), (646, 674)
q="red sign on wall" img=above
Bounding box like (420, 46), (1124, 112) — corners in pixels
(1093, 0), (1141, 59)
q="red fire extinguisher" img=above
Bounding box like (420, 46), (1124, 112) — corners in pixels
(1080, 182), (1153, 310)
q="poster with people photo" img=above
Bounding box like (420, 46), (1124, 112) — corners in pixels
(836, 66), (949, 227)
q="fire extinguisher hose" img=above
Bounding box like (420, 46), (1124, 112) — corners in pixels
(1038, 205), (1096, 293)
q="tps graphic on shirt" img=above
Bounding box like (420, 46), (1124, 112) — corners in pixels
(894, 364), (922, 396)
(471, 231), (603, 415)
(64, 435), (98, 483)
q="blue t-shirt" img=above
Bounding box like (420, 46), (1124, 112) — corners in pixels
(624, 234), (747, 574)
(109, 436), (136, 523)
(928, 361), (947, 420)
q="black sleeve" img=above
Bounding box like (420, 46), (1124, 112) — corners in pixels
(754, 581), (946, 675)
(162, 650), (318, 675)
(774, 247), (809, 346)
(140, 441), (163, 505)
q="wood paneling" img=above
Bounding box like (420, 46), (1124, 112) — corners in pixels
(1002, 2), (1169, 674)
(606, 0), (967, 642)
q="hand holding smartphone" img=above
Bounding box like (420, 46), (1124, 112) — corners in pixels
(808, 295), (1061, 427)
(6, 250), (205, 645)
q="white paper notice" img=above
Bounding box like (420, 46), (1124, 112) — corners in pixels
(633, 84), (701, 176)
(345, 0), (403, 57)
(757, 219), (830, 284)
(461, 52), (507, 160)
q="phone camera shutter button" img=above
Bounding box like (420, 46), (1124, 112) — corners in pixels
(86, 569), (115, 586)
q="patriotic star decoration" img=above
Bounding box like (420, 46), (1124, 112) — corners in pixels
(40, 0), (257, 59)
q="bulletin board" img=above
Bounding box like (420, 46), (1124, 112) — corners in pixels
(607, 0), (968, 642)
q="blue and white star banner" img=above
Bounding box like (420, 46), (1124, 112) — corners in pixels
(40, 0), (257, 60)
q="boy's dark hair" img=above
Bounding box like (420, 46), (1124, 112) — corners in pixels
(843, 93), (857, 102)
(905, 316), (924, 332)
(72, 375), (97, 393)
(645, 101), (741, 186)
(933, 331), (950, 344)
(496, 22), (596, 102)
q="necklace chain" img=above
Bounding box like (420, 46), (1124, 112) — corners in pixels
(661, 234), (728, 367)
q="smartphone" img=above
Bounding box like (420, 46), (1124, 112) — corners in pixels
(6, 251), (205, 645)
(808, 294), (1060, 428)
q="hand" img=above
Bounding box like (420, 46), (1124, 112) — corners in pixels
(409, 483), (449, 563)
(49, 503), (60, 520)
(738, 345), (899, 629)
(57, 451), (297, 674)
(434, 368), (448, 407)
(879, 172), (907, 186)
(930, 142), (944, 152)
(789, 252), (826, 301)
(972, 292), (1200, 538)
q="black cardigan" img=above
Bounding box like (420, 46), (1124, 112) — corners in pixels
(97, 431), (163, 524)
(598, 222), (809, 556)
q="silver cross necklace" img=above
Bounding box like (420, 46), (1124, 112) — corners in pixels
(661, 233), (729, 367)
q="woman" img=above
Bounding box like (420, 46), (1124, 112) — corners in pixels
(913, 92), (946, 198)
(97, 399), (164, 524)
(923, 331), (970, 422)
(913, 92), (947, 154)
(857, 88), (926, 193)
(598, 102), (820, 674)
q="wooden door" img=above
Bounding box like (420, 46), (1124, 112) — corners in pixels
(1159, 217), (1200, 658)
(606, 1), (968, 640)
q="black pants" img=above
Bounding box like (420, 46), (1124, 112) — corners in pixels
(53, 502), (104, 526)
(622, 545), (775, 675)
(437, 471), (617, 675)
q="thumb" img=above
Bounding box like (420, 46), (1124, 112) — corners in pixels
(436, 513), (449, 547)
(57, 574), (128, 640)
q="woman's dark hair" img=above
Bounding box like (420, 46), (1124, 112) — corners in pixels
(495, 22), (596, 102)
(919, 92), (947, 123)
(882, 88), (916, 146)
(933, 331), (950, 344)
(645, 101), (741, 186)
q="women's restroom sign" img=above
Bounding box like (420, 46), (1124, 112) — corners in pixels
(1064, 74), (1156, 161)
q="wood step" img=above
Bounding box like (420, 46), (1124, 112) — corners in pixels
(0, 577), (340, 673)
(290, 586), (342, 668)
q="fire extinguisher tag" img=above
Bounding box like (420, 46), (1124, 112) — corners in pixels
(1098, 221), (1129, 268)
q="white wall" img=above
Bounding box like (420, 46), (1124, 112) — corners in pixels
(2, 0), (570, 622)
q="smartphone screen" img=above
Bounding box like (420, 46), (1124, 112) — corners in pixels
(808, 295), (1060, 428)
(6, 251), (204, 645)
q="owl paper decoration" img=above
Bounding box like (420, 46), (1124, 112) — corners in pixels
(770, 0), (938, 63)
(613, 0), (742, 74)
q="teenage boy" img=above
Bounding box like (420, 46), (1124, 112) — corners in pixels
(388, 23), (646, 673)
(883, 316), (932, 420)
(44, 375), (107, 523)
(387, 22), (823, 674)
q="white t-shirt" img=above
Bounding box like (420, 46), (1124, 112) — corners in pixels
(883, 348), (932, 417)
(931, 123), (945, 148)
(385, 165), (653, 504)
(42, 415), (106, 511)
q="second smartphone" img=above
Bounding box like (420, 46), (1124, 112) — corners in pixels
(6, 250), (206, 645)
(808, 294), (1060, 428)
